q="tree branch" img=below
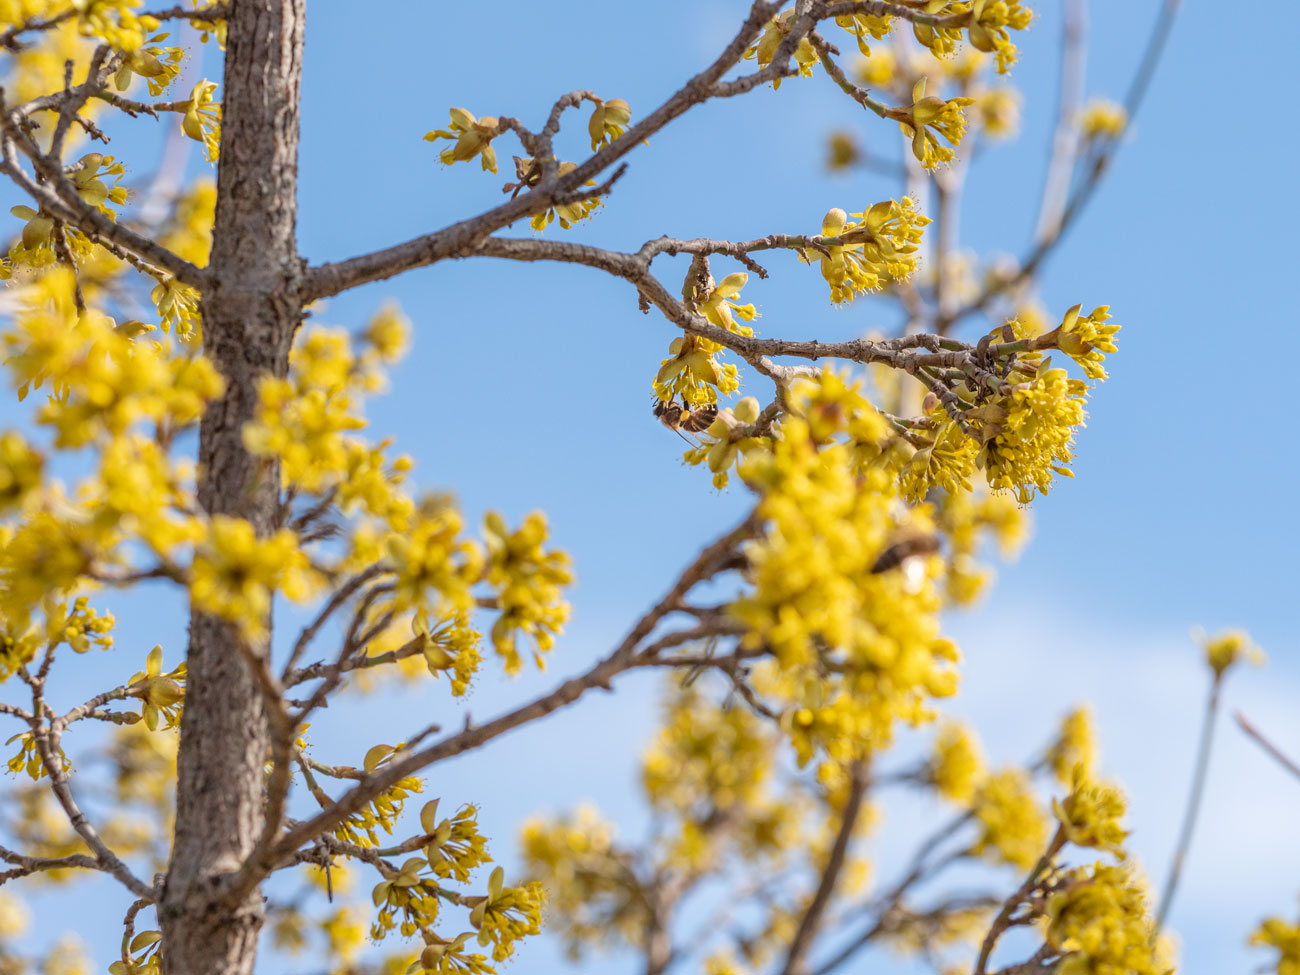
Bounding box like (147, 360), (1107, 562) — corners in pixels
(782, 761), (869, 975)
(226, 514), (757, 901)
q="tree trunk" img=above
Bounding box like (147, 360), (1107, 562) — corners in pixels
(160, 2), (305, 973)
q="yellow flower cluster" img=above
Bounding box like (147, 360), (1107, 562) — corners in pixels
(971, 768), (1048, 869)
(516, 160), (603, 232)
(70, 0), (158, 53)
(976, 85), (1021, 139)
(469, 870), (545, 963)
(181, 79), (221, 162)
(932, 487), (1027, 603)
(1253, 911), (1300, 975)
(324, 752), (423, 851)
(115, 31), (185, 96)
(745, 8), (819, 89)
(1048, 706), (1098, 785)
(930, 721), (986, 802)
(0, 594), (114, 684)
(5, 270), (224, 447)
(912, 1), (1033, 74)
(5, 729), (63, 780)
(1200, 628), (1264, 678)
(482, 511), (572, 673)
(158, 179), (216, 267)
(1041, 304), (1120, 381)
(0, 432), (43, 513)
(810, 198), (928, 303)
(888, 83), (977, 170)
(640, 683), (802, 866)
(976, 367), (1090, 504)
(190, 516), (318, 639)
(0, 507), (105, 626)
(642, 684), (773, 815)
(519, 805), (648, 957)
(150, 279), (202, 338)
(1046, 862), (1162, 975)
(125, 645), (186, 731)
(587, 96), (631, 151)
(243, 320), (414, 520)
(678, 394), (766, 489)
(93, 434), (202, 557)
(654, 271), (754, 406)
(411, 610), (483, 697)
(1079, 99), (1127, 141)
(321, 905), (368, 966)
(423, 801), (491, 882)
(728, 374), (960, 764)
(898, 416), (978, 503)
(835, 12), (894, 57)
(425, 108), (501, 173)
(1052, 772), (1129, 857)
(387, 506), (483, 619)
(371, 856), (444, 941)
(112, 928), (163, 975)
(406, 932), (493, 975)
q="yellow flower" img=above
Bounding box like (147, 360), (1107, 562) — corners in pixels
(1052, 770), (1129, 857)
(652, 271), (753, 406)
(976, 367), (1090, 504)
(385, 504), (483, 617)
(930, 722), (986, 802)
(482, 510), (572, 673)
(835, 12), (893, 57)
(424, 107), (500, 173)
(854, 48), (896, 87)
(1252, 911), (1300, 975)
(126, 645), (186, 732)
(1079, 98), (1127, 141)
(181, 79), (222, 162)
(587, 96), (631, 150)
(965, 0), (1033, 74)
(470, 872), (545, 963)
(0, 432), (43, 513)
(887, 83), (976, 170)
(1042, 304), (1120, 381)
(744, 8), (819, 89)
(971, 768), (1047, 868)
(1046, 862), (1162, 975)
(808, 198), (928, 303)
(0, 893), (30, 938)
(320, 905), (368, 965)
(975, 86), (1021, 139)
(1048, 706), (1097, 785)
(190, 516), (317, 637)
(1200, 628), (1264, 678)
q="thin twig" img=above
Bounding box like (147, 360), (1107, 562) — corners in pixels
(783, 762), (869, 975)
(1154, 673), (1221, 932)
(1235, 711), (1300, 783)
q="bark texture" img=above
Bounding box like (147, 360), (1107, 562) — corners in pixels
(160, 2), (305, 973)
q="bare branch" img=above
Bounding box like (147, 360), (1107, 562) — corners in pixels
(299, 1), (784, 301)
(783, 762), (869, 975)
(1034, 0), (1088, 244)
(1235, 711), (1300, 783)
(973, 828), (1066, 975)
(0, 845), (99, 887)
(938, 0), (1182, 332)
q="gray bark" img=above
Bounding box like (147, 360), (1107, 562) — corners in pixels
(160, 2), (305, 973)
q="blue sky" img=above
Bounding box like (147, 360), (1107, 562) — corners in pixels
(2, 2), (1297, 973)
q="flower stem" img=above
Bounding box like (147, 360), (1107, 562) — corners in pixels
(1155, 673), (1222, 932)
